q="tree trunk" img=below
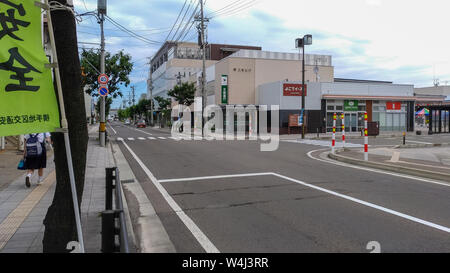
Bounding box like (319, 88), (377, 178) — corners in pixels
(42, 0), (88, 252)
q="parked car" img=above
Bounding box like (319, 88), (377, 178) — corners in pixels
(124, 120), (130, 125)
(136, 120), (146, 128)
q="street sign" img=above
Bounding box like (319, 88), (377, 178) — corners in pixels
(99, 85), (109, 97)
(98, 74), (109, 85)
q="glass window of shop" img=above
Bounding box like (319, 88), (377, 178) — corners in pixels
(326, 100), (366, 132)
(372, 101), (407, 131)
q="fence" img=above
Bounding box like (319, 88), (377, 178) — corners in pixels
(101, 167), (130, 253)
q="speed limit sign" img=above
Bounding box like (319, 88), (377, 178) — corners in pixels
(98, 74), (109, 85)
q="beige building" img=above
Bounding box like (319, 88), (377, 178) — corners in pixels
(213, 50), (334, 105)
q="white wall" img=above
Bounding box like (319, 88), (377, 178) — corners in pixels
(257, 81), (321, 110)
(321, 82), (413, 97)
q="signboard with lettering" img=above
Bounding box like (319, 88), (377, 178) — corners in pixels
(221, 75), (228, 104)
(0, 0), (60, 137)
(289, 114), (299, 127)
(283, 83), (307, 96)
(386, 101), (401, 112)
(344, 100), (358, 111)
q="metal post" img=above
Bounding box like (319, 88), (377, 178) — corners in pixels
(301, 45), (306, 139)
(200, 0), (206, 138)
(0, 136), (4, 150)
(44, 0), (84, 252)
(402, 131), (406, 145)
(332, 113), (336, 154)
(101, 210), (116, 253)
(364, 112), (368, 161)
(99, 12), (106, 147)
(341, 113), (345, 148)
(105, 167), (114, 210)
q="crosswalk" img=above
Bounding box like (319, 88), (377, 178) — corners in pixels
(117, 136), (185, 142)
(282, 139), (363, 148)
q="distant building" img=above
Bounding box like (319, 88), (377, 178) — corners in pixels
(148, 41), (262, 107)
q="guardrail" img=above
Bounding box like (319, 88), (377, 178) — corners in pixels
(101, 167), (130, 253)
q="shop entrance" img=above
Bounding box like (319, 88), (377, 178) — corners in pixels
(345, 113), (358, 132)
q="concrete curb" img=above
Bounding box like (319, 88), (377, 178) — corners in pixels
(328, 151), (450, 182)
(110, 141), (176, 253)
(392, 143), (450, 149)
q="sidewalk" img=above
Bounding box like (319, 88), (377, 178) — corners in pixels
(329, 146), (450, 182)
(0, 125), (116, 252)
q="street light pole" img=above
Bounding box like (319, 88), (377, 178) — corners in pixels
(295, 34), (312, 139)
(200, 0), (206, 137)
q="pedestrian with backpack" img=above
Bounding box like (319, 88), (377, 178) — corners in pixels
(23, 132), (51, 187)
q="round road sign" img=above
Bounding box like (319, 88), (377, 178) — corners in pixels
(98, 74), (109, 85)
(99, 86), (109, 97)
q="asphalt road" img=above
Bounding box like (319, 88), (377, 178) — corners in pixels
(109, 121), (450, 253)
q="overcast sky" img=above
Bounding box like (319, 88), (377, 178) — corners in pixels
(73, 0), (450, 108)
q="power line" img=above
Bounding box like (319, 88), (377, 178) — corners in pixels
(206, 0), (246, 17)
(170, 0), (195, 41)
(104, 15), (162, 45)
(210, 0), (259, 18)
(165, 0), (189, 43)
(175, 1), (200, 42)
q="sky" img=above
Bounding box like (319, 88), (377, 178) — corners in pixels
(73, 0), (450, 109)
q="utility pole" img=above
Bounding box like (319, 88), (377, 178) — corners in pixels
(199, 0), (207, 137)
(98, 0), (106, 147)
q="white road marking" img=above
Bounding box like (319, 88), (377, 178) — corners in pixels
(406, 140), (433, 144)
(274, 173), (450, 233)
(118, 139), (220, 253)
(158, 172), (274, 183)
(154, 168), (450, 234)
(147, 137), (156, 140)
(108, 124), (117, 134)
(116, 137), (123, 141)
(272, 172), (450, 233)
(134, 128), (153, 136)
(307, 149), (450, 187)
(127, 138), (135, 141)
(158, 137), (166, 140)
(138, 137), (146, 140)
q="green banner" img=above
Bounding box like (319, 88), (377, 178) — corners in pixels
(221, 75), (228, 104)
(0, 0), (60, 137)
(344, 100), (358, 111)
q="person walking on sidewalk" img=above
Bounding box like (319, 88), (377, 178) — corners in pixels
(23, 133), (52, 187)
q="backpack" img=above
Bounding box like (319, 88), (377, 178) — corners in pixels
(26, 134), (43, 158)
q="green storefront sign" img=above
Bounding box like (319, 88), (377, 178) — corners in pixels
(344, 100), (358, 111)
(221, 75), (228, 104)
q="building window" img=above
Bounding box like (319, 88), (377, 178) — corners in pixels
(336, 105), (343, 111)
(327, 105), (334, 110)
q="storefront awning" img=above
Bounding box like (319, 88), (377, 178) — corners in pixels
(322, 95), (416, 101)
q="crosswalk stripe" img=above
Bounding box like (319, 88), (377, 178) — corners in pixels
(158, 137), (166, 139)
(138, 137), (146, 140)
(117, 137), (123, 141)
(127, 138), (135, 141)
(148, 137), (156, 140)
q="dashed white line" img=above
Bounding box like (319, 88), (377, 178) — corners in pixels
(158, 137), (166, 140)
(138, 137), (146, 140)
(127, 138), (135, 141)
(147, 137), (156, 140)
